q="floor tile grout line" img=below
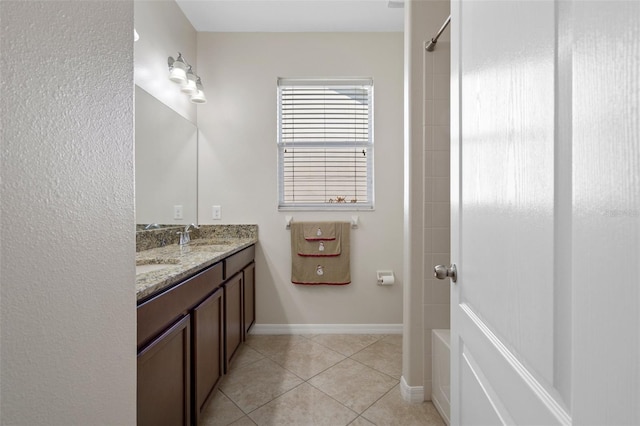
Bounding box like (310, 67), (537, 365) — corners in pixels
(232, 351), (387, 419)
(245, 337), (349, 381)
(302, 358), (399, 416)
(219, 357), (304, 415)
(242, 381), (308, 419)
(246, 333), (391, 360)
(269, 339), (346, 363)
(357, 380), (402, 422)
(345, 355), (402, 383)
(203, 335), (445, 426)
(226, 353), (266, 373)
(304, 377), (363, 416)
(245, 335), (316, 360)
(307, 334), (387, 357)
(216, 334), (406, 426)
(280, 355), (347, 382)
(348, 416), (377, 426)
(242, 380), (363, 426)
(215, 388), (251, 423)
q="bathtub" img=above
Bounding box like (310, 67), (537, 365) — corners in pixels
(432, 329), (451, 425)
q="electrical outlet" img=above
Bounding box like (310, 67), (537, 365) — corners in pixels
(212, 205), (221, 220)
(174, 205), (183, 220)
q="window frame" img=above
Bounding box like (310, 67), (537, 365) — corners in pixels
(277, 78), (375, 211)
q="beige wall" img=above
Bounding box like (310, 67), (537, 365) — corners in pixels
(196, 32), (405, 327)
(403, 0), (450, 400)
(134, 1), (199, 225)
(422, 5), (451, 400)
(1, 1), (136, 424)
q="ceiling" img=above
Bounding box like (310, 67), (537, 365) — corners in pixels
(175, 0), (404, 32)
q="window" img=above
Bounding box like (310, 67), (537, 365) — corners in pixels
(277, 78), (374, 210)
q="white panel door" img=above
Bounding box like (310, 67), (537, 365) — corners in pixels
(449, 0), (639, 424)
(569, 1), (640, 423)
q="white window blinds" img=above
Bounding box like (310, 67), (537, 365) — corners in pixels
(277, 78), (374, 210)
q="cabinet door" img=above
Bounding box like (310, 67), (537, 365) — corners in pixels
(192, 288), (223, 422)
(243, 262), (255, 339)
(224, 273), (243, 371)
(137, 315), (191, 426)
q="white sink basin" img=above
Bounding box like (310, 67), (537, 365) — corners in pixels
(136, 263), (175, 274)
(136, 259), (179, 275)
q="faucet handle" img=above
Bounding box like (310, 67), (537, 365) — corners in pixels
(177, 231), (187, 245)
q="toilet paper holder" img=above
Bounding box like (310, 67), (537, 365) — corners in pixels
(376, 270), (395, 285)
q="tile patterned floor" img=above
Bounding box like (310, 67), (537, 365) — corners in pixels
(199, 334), (445, 426)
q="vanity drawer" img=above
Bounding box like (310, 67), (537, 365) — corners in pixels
(224, 245), (255, 279)
(137, 262), (223, 349)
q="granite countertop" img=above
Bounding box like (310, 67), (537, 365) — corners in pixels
(136, 224), (258, 302)
(136, 237), (257, 302)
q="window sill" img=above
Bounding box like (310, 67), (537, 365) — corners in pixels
(278, 206), (375, 212)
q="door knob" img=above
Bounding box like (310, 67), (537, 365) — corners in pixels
(434, 264), (457, 283)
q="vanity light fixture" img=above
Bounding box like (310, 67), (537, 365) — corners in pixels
(190, 77), (207, 104)
(168, 53), (187, 84)
(168, 53), (206, 103)
(181, 66), (198, 94)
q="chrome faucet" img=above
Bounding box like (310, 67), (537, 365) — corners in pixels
(184, 223), (199, 233)
(178, 223), (199, 245)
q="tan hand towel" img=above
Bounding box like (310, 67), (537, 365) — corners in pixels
(291, 222), (350, 285)
(302, 222), (336, 241)
(297, 235), (341, 257)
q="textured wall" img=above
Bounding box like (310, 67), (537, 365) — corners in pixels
(197, 32), (404, 327)
(0, 1), (136, 424)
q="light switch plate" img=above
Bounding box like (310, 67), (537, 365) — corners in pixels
(174, 205), (183, 220)
(212, 205), (221, 220)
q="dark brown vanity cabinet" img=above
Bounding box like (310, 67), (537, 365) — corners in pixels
(137, 315), (191, 426)
(192, 287), (224, 424)
(137, 262), (223, 426)
(223, 273), (243, 371)
(223, 245), (256, 369)
(137, 244), (255, 426)
(243, 262), (256, 339)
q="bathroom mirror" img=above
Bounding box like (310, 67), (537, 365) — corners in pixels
(135, 85), (198, 226)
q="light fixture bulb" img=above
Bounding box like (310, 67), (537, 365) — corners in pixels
(169, 68), (186, 84)
(181, 68), (198, 94)
(168, 54), (187, 84)
(190, 77), (207, 103)
(190, 90), (207, 104)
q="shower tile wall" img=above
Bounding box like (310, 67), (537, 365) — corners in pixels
(423, 39), (451, 400)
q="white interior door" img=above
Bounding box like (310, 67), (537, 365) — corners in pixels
(449, 0), (640, 424)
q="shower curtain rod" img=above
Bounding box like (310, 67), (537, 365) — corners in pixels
(426, 15), (451, 52)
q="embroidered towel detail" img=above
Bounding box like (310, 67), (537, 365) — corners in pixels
(302, 222), (336, 241)
(291, 222), (350, 285)
(297, 233), (342, 257)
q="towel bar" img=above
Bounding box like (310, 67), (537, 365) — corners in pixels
(286, 216), (359, 230)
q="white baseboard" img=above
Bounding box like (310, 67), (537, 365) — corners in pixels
(250, 324), (402, 335)
(400, 376), (425, 403)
